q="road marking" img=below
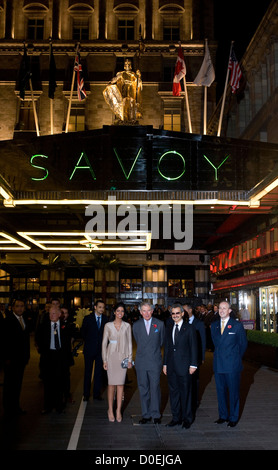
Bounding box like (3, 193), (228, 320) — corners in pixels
(67, 399), (87, 450)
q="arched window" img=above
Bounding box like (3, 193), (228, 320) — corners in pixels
(68, 2), (94, 41)
(113, 2), (139, 41)
(158, 3), (185, 42)
(23, 2), (49, 40)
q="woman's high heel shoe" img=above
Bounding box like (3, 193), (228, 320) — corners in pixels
(107, 410), (115, 422)
(116, 410), (122, 422)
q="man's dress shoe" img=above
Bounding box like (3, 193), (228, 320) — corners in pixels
(139, 417), (152, 424)
(166, 420), (181, 427)
(182, 420), (191, 429)
(214, 418), (227, 424)
(227, 421), (237, 427)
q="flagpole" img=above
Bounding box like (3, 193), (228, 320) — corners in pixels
(29, 78), (40, 137)
(183, 76), (192, 133)
(49, 40), (54, 135)
(203, 38), (208, 135)
(50, 98), (54, 135)
(217, 41), (233, 137)
(65, 43), (79, 133)
(203, 85), (207, 135)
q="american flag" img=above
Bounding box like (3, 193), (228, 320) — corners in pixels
(228, 46), (242, 94)
(74, 52), (87, 101)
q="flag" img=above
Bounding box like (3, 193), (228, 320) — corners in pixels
(48, 43), (57, 99)
(19, 44), (31, 100)
(173, 44), (186, 96)
(194, 42), (215, 87)
(74, 52), (87, 101)
(228, 46), (242, 93)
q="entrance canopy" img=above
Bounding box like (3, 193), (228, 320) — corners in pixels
(0, 126), (278, 253)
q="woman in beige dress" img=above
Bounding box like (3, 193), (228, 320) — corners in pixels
(102, 302), (133, 422)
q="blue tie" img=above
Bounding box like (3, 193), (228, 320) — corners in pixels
(97, 316), (100, 329)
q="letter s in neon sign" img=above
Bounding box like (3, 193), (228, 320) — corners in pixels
(30, 154), (49, 181)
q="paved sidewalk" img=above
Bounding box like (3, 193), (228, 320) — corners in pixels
(1, 337), (278, 453)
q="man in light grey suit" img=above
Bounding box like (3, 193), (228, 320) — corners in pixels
(133, 301), (165, 424)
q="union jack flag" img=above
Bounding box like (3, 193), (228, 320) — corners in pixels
(228, 46), (242, 94)
(74, 52), (87, 101)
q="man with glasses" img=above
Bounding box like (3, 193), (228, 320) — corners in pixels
(163, 303), (198, 429)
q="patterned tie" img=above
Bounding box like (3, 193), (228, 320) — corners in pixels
(54, 322), (60, 349)
(19, 315), (25, 330)
(174, 324), (179, 344)
(221, 320), (225, 335)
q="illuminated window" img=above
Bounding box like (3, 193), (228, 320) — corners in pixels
(119, 269), (142, 301)
(164, 110), (181, 132)
(16, 101), (36, 131)
(120, 278), (142, 292)
(68, 105), (86, 132)
(67, 278), (94, 291)
(13, 277), (40, 291)
(167, 267), (194, 298)
(27, 18), (44, 39)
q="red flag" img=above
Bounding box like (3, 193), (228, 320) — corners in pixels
(74, 52), (87, 101)
(173, 45), (186, 96)
(228, 46), (242, 94)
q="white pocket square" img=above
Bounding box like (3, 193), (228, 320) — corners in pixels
(228, 332), (236, 334)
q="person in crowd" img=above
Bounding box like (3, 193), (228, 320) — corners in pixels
(0, 304), (5, 375)
(239, 304), (250, 321)
(131, 304), (140, 324)
(81, 299), (108, 401)
(200, 304), (214, 351)
(60, 305), (78, 404)
(2, 298), (30, 417)
(133, 301), (165, 424)
(213, 303), (219, 320)
(163, 303), (198, 429)
(102, 302), (133, 422)
(36, 304), (73, 414)
(211, 300), (248, 427)
(183, 303), (206, 415)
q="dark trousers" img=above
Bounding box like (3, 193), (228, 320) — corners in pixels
(168, 369), (193, 423)
(41, 350), (66, 411)
(136, 367), (161, 419)
(83, 353), (104, 398)
(191, 366), (200, 416)
(3, 360), (26, 414)
(214, 370), (241, 422)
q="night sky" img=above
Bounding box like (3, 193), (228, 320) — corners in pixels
(213, 0), (273, 97)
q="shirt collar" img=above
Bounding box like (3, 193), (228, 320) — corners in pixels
(174, 319), (183, 328)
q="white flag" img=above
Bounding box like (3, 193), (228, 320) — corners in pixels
(194, 42), (215, 87)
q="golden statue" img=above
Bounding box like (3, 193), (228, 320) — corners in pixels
(103, 59), (142, 123)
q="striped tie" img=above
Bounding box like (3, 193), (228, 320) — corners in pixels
(221, 320), (225, 334)
(19, 315), (25, 330)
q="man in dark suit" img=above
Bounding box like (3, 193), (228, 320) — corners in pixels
(163, 303), (198, 429)
(2, 298), (30, 417)
(211, 300), (248, 427)
(81, 300), (108, 401)
(36, 305), (73, 413)
(183, 303), (206, 415)
(133, 301), (165, 424)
